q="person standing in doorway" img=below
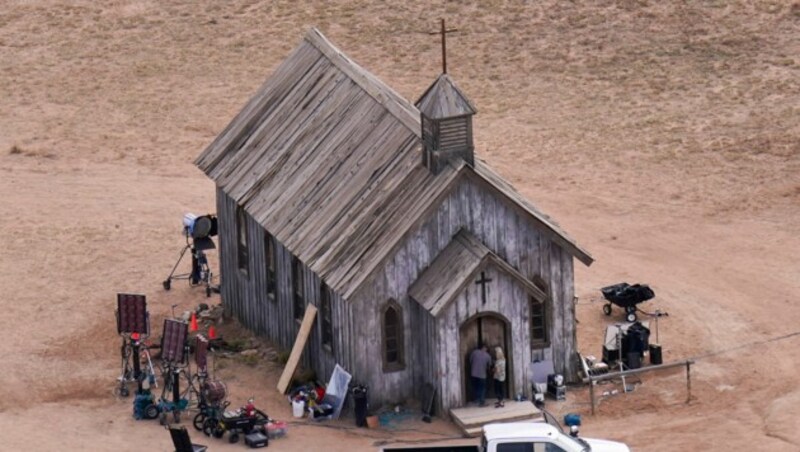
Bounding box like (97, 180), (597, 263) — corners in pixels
(469, 343), (492, 407)
(493, 347), (506, 408)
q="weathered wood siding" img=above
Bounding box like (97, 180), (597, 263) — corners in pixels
(352, 176), (577, 412)
(217, 188), (350, 382)
(436, 264), (537, 412)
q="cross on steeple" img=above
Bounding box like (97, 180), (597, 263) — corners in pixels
(428, 18), (458, 74)
(475, 271), (492, 305)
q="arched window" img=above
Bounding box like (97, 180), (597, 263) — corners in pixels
(382, 300), (405, 372)
(236, 206), (248, 275)
(292, 256), (305, 321)
(530, 276), (550, 348)
(264, 231), (276, 301)
(320, 282), (333, 352)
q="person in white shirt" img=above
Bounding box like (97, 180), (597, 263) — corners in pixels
(493, 346), (506, 408)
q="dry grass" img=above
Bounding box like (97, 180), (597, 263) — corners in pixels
(8, 144), (56, 159)
(0, 2), (798, 450)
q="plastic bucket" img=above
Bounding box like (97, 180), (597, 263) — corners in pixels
(292, 400), (305, 418)
(366, 415), (379, 429)
(649, 344), (663, 365)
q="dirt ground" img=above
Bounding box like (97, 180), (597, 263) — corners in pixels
(1, 1), (799, 450)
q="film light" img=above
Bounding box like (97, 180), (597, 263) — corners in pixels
(161, 318), (189, 363)
(182, 213), (218, 240)
(117, 293), (148, 335)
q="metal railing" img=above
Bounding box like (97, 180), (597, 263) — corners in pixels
(583, 360), (694, 415)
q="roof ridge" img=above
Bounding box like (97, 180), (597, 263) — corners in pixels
(469, 161), (593, 265)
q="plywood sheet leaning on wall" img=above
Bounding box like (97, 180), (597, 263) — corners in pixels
(277, 305), (318, 394)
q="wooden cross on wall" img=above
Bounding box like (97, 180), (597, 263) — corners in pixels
(429, 18), (458, 74)
(475, 271), (492, 305)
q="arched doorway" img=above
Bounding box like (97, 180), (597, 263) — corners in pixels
(459, 313), (511, 404)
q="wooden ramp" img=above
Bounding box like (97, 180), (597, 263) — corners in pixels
(450, 401), (543, 437)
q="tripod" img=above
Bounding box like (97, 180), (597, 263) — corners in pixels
(163, 235), (215, 297)
(115, 306), (157, 398)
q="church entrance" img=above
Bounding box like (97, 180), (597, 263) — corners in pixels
(459, 313), (511, 404)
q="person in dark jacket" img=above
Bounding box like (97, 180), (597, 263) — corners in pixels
(469, 343), (492, 407)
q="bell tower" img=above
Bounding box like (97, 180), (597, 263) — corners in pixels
(416, 74), (477, 174)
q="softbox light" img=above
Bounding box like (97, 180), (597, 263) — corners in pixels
(117, 293), (148, 335)
(161, 319), (189, 363)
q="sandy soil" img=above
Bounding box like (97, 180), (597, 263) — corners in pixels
(1, 1), (798, 450)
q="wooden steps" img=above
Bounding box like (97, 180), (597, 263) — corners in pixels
(450, 401), (543, 437)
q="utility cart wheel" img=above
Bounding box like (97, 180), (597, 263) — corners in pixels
(193, 413), (205, 431)
(626, 311), (637, 323)
(163, 280), (171, 291)
(159, 412), (168, 426)
(173, 411), (181, 423)
(602, 304), (612, 316)
(229, 432), (240, 444)
(202, 419), (216, 437)
(213, 427), (224, 439)
(119, 386), (129, 398)
(144, 404), (159, 420)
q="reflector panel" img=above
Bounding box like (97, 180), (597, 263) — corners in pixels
(117, 293), (148, 335)
(161, 319), (188, 363)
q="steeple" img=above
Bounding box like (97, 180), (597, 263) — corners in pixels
(415, 73), (477, 174)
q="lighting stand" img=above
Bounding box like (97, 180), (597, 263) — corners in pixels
(163, 236), (216, 297)
(132, 337), (142, 394)
(654, 309), (662, 344)
(614, 324), (630, 393)
(172, 367), (181, 410)
(164, 240), (193, 286)
(115, 294), (150, 398)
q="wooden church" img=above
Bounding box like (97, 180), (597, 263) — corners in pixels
(195, 28), (593, 414)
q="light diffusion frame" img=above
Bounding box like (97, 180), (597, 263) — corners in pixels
(161, 318), (189, 364)
(117, 293), (148, 335)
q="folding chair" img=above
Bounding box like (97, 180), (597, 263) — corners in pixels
(169, 426), (208, 452)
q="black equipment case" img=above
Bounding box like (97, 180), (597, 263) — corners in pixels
(245, 431), (268, 448)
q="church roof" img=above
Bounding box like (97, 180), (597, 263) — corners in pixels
(409, 230), (547, 317)
(415, 73), (477, 119)
(195, 29), (592, 300)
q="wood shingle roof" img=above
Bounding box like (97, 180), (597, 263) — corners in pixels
(195, 28), (592, 300)
(415, 73), (477, 119)
(409, 229), (548, 317)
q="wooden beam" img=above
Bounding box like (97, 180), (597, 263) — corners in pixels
(277, 305), (318, 394)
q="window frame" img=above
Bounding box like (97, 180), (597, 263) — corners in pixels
(236, 206), (249, 275)
(320, 282), (333, 353)
(264, 231), (276, 302)
(530, 300), (549, 348)
(496, 441), (568, 452)
(292, 256), (304, 322)
(530, 276), (551, 349)
(381, 300), (405, 373)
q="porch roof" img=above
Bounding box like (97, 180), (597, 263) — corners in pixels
(409, 229), (547, 317)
